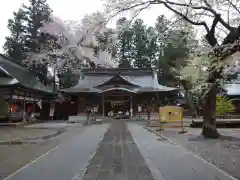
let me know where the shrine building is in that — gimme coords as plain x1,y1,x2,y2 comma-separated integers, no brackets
61,68,177,120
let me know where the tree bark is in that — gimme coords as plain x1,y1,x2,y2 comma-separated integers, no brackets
202,83,220,138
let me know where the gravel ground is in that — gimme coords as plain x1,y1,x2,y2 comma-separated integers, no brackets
150,127,240,179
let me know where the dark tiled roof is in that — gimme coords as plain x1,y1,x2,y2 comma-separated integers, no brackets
0,54,55,94
62,68,177,93
95,75,141,88
82,68,153,76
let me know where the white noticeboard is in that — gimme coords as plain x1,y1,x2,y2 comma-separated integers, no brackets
49,107,55,117
94,106,98,112
138,106,142,112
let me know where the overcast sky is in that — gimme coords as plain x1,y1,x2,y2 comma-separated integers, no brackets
0,0,172,52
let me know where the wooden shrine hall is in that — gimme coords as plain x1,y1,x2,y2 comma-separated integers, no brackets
0,54,57,122
61,68,177,120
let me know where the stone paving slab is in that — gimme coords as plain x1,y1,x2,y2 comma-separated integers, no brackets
82,120,155,180
5,124,109,180
129,123,237,180
0,126,88,179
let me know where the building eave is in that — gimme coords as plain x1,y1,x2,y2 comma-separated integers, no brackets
99,87,137,94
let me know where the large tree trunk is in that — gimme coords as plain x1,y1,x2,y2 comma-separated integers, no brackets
202,83,220,139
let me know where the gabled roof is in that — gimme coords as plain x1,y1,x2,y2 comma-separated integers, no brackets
95,74,141,88
0,66,13,78
0,54,55,94
0,66,19,86
62,68,177,93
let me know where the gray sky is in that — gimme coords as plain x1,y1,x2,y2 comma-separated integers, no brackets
0,0,173,52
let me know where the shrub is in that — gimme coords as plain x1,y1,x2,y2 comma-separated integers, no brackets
216,95,236,116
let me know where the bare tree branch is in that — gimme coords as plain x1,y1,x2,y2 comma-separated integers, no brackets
226,0,240,14
129,3,152,24
160,1,210,32
153,0,233,30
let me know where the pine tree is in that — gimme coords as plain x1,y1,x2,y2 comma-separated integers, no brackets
58,70,79,89
154,15,198,86
116,18,133,68
3,0,54,85
3,8,27,62
132,19,151,68
23,0,53,84
3,0,53,61
23,0,52,53
145,27,158,68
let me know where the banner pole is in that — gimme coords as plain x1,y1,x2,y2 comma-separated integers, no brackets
179,109,187,134
157,107,164,131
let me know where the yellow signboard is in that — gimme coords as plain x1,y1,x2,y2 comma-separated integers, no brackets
158,106,186,133
158,106,183,122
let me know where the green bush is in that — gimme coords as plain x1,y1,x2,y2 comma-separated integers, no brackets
216,95,236,116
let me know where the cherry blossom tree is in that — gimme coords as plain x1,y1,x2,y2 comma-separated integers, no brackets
23,12,118,74
103,0,240,138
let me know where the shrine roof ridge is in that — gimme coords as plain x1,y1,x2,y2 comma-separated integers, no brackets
82,68,154,76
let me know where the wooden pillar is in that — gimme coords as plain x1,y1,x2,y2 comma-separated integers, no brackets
33,96,36,117
102,94,105,117
8,92,13,123
23,92,26,122
156,92,159,111
77,95,81,114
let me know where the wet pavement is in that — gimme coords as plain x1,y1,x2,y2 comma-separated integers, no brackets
82,120,154,180
3,120,238,180
5,124,109,180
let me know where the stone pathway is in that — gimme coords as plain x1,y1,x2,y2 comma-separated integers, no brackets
82,120,155,180
0,125,88,179
5,124,109,180
2,120,237,180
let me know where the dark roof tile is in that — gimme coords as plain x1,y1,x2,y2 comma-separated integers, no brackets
0,54,55,94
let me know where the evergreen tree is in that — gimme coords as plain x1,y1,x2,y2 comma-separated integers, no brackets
23,0,52,53
58,70,79,89
145,27,158,68
3,8,27,62
22,0,53,84
132,19,150,68
116,18,133,68
154,15,198,86
3,0,54,85
3,0,53,60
